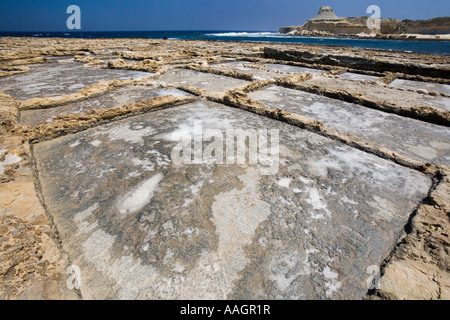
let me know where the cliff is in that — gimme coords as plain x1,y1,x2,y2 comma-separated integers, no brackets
279,16,450,36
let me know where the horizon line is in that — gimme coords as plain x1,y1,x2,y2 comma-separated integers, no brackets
0,29,278,33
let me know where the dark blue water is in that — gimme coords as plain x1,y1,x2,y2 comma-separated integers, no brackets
1,31,449,55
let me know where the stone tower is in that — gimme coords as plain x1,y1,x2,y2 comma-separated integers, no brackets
310,6,343,21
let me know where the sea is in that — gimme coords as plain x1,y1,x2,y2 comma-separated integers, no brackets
1,31,449,55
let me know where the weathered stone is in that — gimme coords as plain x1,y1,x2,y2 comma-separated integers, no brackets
390,79,450,96
249,85,450,165
380,260,444,300
19,86,192,127
1,37,449,300
15,278,79,300
158,68,249,92
33,100,431,299
0,58,149,100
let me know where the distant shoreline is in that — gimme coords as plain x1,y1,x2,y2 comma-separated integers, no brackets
1,31,449,55
278,33,450,42
279,9,450,42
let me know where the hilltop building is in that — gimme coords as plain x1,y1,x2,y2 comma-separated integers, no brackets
310,6,343,21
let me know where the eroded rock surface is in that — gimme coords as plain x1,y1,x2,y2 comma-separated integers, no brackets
0,37,449,300
0,57,149,100
33,101,431,299
20,86,192,127
249,85,450,165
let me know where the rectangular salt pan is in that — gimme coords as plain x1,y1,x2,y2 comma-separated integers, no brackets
249,85,450,165
33,100,431,300
390,79,450,96
0,59,150,100
264,63,325,74
19,87,192,127
158,69,249,92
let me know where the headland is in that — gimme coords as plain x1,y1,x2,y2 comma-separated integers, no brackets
279,6,450,41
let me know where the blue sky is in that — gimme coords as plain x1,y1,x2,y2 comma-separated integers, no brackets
0,0,449,32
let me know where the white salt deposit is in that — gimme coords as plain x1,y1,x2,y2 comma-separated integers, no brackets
323,266,342,297
154,88,190,97
306,187,332,220
101,122,155,144
277,177,292,188
131,157,154,171
69,140,80,148
90,140,102,147
0,151,22,175
117,173,163,215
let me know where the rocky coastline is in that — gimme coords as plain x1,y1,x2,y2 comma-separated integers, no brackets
0,37,449,300
279,7,450,41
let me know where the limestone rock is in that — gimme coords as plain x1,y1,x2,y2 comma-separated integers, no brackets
380,259,450,300
279,7,450,36
15,278,79,300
